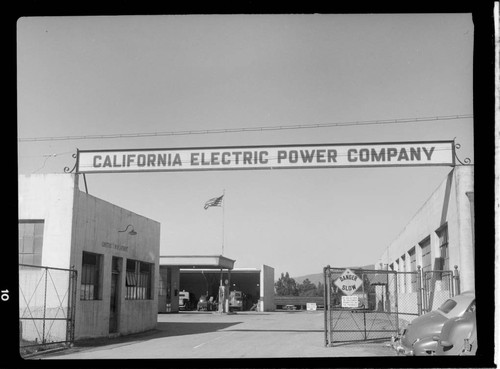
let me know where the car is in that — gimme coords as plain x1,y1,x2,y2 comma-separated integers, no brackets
393,290,475,356
435,306,476,355
229,291,243,311
178,291,190,311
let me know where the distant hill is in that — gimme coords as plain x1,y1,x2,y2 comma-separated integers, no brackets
292,265,376,286
293,273,324,286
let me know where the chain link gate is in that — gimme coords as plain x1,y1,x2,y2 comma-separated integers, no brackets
19,264,77,357
323,266,400,346
323,265,460,346
421,266,460,313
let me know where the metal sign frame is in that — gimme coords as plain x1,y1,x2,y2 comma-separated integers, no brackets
74,140,456,174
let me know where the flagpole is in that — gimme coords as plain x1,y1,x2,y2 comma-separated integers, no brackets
222,189,225,256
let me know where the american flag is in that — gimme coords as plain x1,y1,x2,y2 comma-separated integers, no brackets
204,195,224,210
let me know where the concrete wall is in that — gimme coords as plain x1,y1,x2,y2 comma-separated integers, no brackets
18,175,76,343
158,266,180,313
71,190,160,339
260,264,275,311
377,166,474,294
18,174,75,269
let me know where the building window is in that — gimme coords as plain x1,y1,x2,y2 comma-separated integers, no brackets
81,252,102,300
437,225,449,270
394,259,401,292
126,259,153,300
401,255,407,292
420,237,432,288
18,220,44,266
409,247,417,292
420,237,431,273
437,225,450,290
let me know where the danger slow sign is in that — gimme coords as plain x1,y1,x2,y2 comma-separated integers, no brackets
334,269,363,296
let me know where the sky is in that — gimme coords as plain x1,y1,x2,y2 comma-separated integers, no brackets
17,14,474,278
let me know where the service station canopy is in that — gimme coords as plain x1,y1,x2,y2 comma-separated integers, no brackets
76,140,455,174
159,255,235,270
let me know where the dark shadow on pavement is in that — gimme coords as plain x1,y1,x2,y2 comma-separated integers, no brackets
72,322,242,349
176,311,272,316
154,322,242,337
225,329,324,333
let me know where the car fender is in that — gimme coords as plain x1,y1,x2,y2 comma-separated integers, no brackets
412,336,439,356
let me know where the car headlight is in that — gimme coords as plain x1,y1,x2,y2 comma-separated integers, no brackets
412,338,420,347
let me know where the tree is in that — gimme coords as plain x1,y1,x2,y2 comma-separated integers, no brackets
298,278,317,296
316,281,324,297
275,272,299,296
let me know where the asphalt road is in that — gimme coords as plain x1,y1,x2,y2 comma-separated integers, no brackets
41,310,397,359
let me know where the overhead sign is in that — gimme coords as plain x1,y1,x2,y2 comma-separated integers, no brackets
334,269,363,296
76,140,455,173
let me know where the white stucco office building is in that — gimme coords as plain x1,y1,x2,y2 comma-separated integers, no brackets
19,174,160,341
376,166,474,312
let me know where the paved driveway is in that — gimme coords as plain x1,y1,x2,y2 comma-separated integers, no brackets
43,310,397,359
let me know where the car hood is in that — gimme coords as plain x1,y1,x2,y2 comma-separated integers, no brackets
401,311,448,347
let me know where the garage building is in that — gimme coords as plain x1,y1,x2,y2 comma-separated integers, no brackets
158,256,274,313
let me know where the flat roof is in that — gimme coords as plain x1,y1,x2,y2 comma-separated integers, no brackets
180,268,260,273
159,255,235,269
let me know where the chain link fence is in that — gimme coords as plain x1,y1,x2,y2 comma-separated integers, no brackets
19,264,77,357
323,265,460,346
422,269,457,313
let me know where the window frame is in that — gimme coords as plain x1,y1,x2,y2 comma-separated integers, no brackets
19,220,44,267
409,247,417,292
125,259,153,300
436,224,450,270
420,237,432,273
80,251,103,301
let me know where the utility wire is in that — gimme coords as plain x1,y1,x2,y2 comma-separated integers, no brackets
18,114,473,142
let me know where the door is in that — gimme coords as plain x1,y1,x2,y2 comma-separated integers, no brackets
109,257,121,333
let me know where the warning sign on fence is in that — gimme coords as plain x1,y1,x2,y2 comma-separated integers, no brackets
333,268,362,296
341,295,359,308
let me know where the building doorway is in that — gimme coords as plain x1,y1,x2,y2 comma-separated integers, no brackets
109,256,122,333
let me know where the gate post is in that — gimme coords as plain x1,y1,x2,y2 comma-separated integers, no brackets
363,312,367,340
393,270,399,333
67,266,77,346
416,266,423,315
453,265,460,296
323,266,328,347
325,265,332,347
42,267,48,345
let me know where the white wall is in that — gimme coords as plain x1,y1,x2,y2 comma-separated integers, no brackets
260,264,275,311
18,174,76,269
19,174,77,343
71,190,160,339
377,166,474,293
